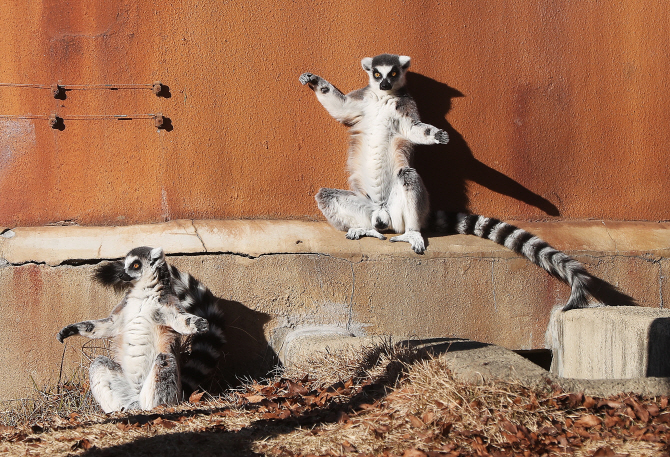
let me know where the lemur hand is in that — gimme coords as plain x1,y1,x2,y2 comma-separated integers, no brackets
435,130,450,144
57,325,78,343
299,72,319,86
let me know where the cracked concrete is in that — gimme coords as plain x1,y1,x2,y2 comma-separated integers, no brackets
1,219,670,400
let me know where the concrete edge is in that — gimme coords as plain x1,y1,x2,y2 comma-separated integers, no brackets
2,219,670,266
280,332,670,397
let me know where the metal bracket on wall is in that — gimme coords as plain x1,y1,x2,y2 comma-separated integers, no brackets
0,113,167,130
0,81,167,98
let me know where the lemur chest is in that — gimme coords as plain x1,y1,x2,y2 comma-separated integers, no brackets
117,294,168,386
360,97,399,139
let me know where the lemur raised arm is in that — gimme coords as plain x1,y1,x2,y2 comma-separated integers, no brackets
300,54,595,311
57,246,226,412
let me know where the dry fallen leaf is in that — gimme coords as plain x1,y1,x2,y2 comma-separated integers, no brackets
407,414,424,428
245,395,265,404
574,415,601,428
71,438,93,451
189,390,205,403
153,417,177,429
403,449,428,457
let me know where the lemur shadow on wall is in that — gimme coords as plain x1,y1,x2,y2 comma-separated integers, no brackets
207,298,278,393
407,72,560,217
408,72,636,308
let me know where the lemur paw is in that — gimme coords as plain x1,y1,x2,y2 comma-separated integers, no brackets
299,72,318,86
57,325,78,343
435,130,450,144
346,228,386,240
390,231,426,254
191,316,209,334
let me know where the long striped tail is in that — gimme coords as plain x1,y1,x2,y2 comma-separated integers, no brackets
436,211,593,311
169,264,227,395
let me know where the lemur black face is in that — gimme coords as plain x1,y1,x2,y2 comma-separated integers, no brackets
362,54,411,92
373,66,401,91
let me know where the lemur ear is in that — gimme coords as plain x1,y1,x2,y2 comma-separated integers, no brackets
399,55,411,70
150,247,165,266
361,57,373,72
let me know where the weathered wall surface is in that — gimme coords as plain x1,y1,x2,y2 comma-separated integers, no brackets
0,220,669,400
0,1,669,226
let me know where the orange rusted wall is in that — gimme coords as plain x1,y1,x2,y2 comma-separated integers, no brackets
0,1,669,226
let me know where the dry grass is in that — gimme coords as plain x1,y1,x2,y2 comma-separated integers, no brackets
1,341,669,456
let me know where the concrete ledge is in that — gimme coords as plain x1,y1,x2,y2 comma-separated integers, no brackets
3,219,670,265
547,306,670,379
2,219,670,400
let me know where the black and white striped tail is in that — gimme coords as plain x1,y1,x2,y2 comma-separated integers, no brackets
169,265,227,395
436,212,593,311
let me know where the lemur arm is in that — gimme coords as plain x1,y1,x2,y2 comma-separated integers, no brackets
396,115,450,145
299,73,364,126
57,316,120,342
57,297,127,343
155,301,209,336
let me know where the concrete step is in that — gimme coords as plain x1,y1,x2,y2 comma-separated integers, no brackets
1,219,669,400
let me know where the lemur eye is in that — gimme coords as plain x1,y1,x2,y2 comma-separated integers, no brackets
374,72,381,79
391,71,397,77
132,262,141,270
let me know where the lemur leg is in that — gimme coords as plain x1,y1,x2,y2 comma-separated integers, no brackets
387,167,430,254
138,353,181,409
315,188,386,240
89,356,139,413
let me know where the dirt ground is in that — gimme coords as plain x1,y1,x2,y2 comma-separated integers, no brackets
1,348,670,457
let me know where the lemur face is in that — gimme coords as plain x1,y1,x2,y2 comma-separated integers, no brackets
122,246,165,282
361,54,411,93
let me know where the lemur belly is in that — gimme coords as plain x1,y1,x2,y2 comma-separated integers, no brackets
117,296,163,391
348,97,403,203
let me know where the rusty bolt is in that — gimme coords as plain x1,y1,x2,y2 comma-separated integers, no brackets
152,81,163,96
154,114,164,129
51,84,63,98
49,114,62,129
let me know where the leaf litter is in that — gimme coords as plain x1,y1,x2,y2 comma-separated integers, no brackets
0,340,669,456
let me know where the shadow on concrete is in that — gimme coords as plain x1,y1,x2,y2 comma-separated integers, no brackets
408,72,560,217
647,318,670,377
588,276,638,308
398,337,489,353
207,298,279,393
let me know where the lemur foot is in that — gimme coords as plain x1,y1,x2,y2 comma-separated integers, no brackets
390,230,426,254
186,316,209,334
346,228,386,241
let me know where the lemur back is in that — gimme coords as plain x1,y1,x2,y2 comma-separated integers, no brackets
300,53,596,311
57,247,226,412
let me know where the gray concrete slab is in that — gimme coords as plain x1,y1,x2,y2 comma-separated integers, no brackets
547,306,670,379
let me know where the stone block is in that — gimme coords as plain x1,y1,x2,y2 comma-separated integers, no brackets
547,306,670,379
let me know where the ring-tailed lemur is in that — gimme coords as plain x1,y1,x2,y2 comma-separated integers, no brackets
57,247,226,412
300,54,594,311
